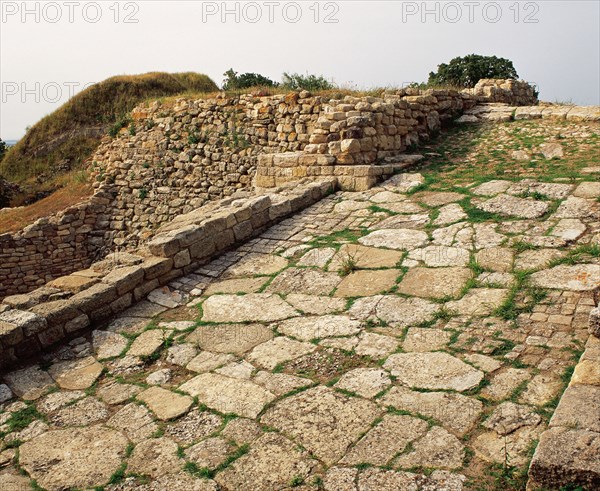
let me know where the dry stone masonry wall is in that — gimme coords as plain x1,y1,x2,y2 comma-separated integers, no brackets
0,179,335,368
0,78,547,300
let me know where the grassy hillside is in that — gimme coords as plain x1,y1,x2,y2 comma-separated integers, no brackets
0,72,218,205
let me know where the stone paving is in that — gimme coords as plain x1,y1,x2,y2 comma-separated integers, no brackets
1,120,599,490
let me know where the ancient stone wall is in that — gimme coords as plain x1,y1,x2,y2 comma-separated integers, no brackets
0,179,335,369
0,79,541,300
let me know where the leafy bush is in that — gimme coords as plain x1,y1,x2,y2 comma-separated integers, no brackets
427,54,518,88
0,139,6,162
281,72,335,91
222,69,277,90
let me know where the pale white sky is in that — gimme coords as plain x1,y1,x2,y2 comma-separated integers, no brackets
1,0,599,140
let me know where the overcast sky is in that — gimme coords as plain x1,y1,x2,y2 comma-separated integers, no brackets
1,0,599,140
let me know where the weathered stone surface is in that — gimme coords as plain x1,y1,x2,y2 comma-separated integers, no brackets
4,366,55,400
354,332,399,358
164,410,223,445
107,402,158,442
398,267,472,299
186,351,235,373
167,343,198,366
550,218,586,242
128,329,169,357
277,315,361,341
334,269,399,297
472,180,512,196
475,194,549,218
395,426,465,470
284,294,346,315
329,244,404,270
92,330,128,359
573,181,600,199
408,245,470,267
530,264,600,291
185,437,232,469
383,172,424,192
590,307,600,339
202,294,298,322
138,386,193,421
220,417,261,445
483,401,542,435
19,426,129,491
518,372,563,406
247,336,316,369
261,386,381,465
515,248,566,271
434,203,468,225
97,382,142,405
0,383,14,403
384,352,484,391
50,397,109,427
357,468,422,491
571,359,600,386
554,196,596,218
297,247,336,268
127,437,183,478
528,427,600,490
266,268,341,295
334,368,391,398
147,287,187,308
464,353,503,373
188,323,273,355
445,288,508,316
402,327,452,352
482,368,531,400
349,295,440,327
179,373,276,418
358,229,429,250
253,371,312,396
0,474,31,491
550,385,600,432
215,433,314,491
0,309,46,336
473,424,543,467
539,142,564,159
340,414,428,465
382,386,483,436
415,191,465,207
222,253,288,278
475,247,514,272
203,277,267,295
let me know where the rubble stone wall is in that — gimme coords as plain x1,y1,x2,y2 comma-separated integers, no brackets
0,179,336,369
0,79,539,300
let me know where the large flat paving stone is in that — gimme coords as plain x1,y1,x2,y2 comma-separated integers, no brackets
261,386,381,465
4,366,55,400
201,294,298,323
530,264,600,291
339,414,428,465
137,386,193,421
475,194,549,218
383,352,484,392
284,294,346,315
265,268,341,295
381,386,483,436
408,245,470,267
215,433,314,491
349,295,440,327
247,336,316,369
222,253,288,278
358,229,429,250
334,269,399,297
397,267,472,299
48,356,103,390
187,323,273,354
179,373,276,418
276,315,361,341
394,426,465,470
329,244,404,270
19,426,129,491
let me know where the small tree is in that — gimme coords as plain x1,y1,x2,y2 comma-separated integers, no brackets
427,54,518,88
0,139,7,162
281,72,335,91
222,69,277,90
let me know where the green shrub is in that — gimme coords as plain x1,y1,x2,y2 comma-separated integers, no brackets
427,54,518,88
281,72,335,91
